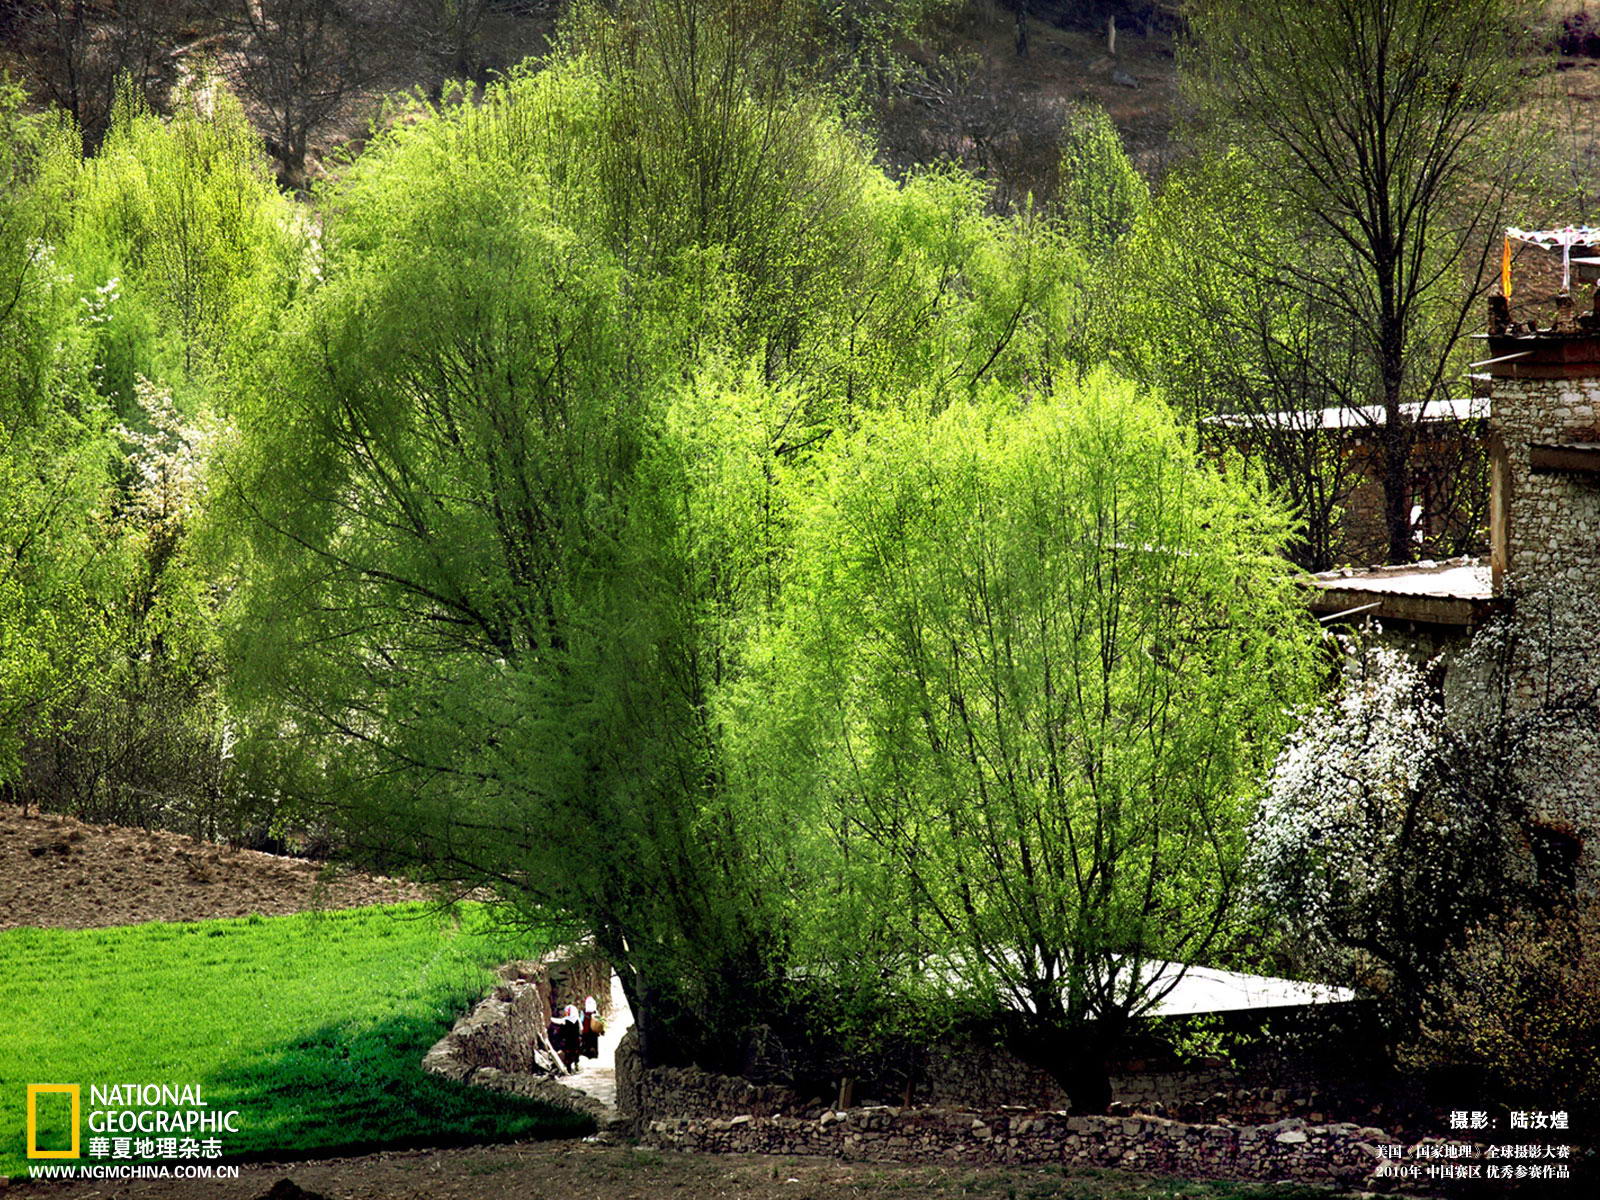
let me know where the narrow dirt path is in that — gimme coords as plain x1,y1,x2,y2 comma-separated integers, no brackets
554,971,632,1115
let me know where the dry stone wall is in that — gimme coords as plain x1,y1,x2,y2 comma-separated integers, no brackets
624,1057,1421,1190
434,977,1452,1189
638,1108,1401,1189
422,955,611,1078
1493,374,1600,592
421,953,616,1124
911,1040,1267,1119
616,1039,1451,1191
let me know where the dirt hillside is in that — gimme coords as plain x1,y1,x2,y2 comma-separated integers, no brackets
0,806,429,931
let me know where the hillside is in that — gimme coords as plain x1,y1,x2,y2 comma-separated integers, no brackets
0,806,429,930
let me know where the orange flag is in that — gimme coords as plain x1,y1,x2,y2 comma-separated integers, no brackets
1501,235,1513,299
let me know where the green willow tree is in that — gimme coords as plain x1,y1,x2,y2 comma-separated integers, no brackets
772,373,1320,1111
64,82,303,411
219,3,1074,1069
7,80,302,835
0,85,116,794
1057,103,1148,264
1113,155,1365,570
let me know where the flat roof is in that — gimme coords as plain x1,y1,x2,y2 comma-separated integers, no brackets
1205,395,1487,432
928,955,1358,1019
1303,557,1500,628
1142,963,1355,1017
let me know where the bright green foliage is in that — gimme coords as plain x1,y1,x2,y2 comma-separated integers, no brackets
774,372,1319,1105
1114,154,1272,424
221,57,807,1064
218,31,1078,1068
1112,154,1364,569
4,79,296,832
1057,104,1148,263
0,904,587,1177
27,374,233,832
0,85,116,788
849,167,1077,406
64,82,301,410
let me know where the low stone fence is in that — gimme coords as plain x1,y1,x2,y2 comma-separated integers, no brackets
617,1042,1456,1192
914,1040,1247,1116
429,978,1487,1191
421,951,615,1123
636,1106,1402,1189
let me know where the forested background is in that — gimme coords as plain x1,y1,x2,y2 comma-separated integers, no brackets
3,0,1596,1118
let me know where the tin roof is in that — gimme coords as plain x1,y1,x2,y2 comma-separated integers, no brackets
1303,557,1500,628
1204,395,1487,432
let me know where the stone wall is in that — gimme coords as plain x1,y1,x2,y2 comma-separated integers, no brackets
1492,374,1600,593
611,1012,1401,1132
420,951,616,1124
618,1043,1422,1191
1488,369,1600,893
1340,431,1489,568
639,1109,1405,1189
438,970,1444,1189
712,1015,1389,1130
422,963,549,1079
911,1041,1304,1121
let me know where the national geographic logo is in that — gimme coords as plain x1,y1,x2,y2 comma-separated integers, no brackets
24,1083,240,1160
26,1084,80,1159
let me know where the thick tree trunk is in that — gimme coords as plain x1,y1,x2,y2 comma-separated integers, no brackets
1005,1014,1118,1115
1382,414,1412,565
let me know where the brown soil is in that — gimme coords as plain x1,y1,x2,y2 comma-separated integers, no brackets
0,806,430,931
2,1139,1350,1200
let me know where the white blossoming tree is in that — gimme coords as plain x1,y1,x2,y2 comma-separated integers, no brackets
1252,643,1506,1014
1253,591,1600,1021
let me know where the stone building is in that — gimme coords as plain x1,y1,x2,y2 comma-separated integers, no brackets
1305,298,1600,898
1205,396,1490,569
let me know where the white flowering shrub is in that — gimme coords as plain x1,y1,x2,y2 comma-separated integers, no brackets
1254,585,1600,1029
1251,640,1543,1019
1253,646,1446,990
118,374,209,535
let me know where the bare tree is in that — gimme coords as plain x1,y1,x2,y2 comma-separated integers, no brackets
15,0,191,147
397,0,492,92
1001,0,1029,57
215,0,388,185
1184,0,1538,564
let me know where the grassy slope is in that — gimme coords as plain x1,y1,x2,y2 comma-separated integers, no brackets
0,903,589,1177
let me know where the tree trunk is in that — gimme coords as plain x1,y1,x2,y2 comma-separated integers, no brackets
1005,1014,1117,1114
1379,302,1413,564
1054,1054,1113,1114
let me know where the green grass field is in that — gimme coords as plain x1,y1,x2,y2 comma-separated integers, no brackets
0,903,590,1177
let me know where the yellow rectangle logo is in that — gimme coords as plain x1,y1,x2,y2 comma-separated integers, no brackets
26,1084,80,1158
